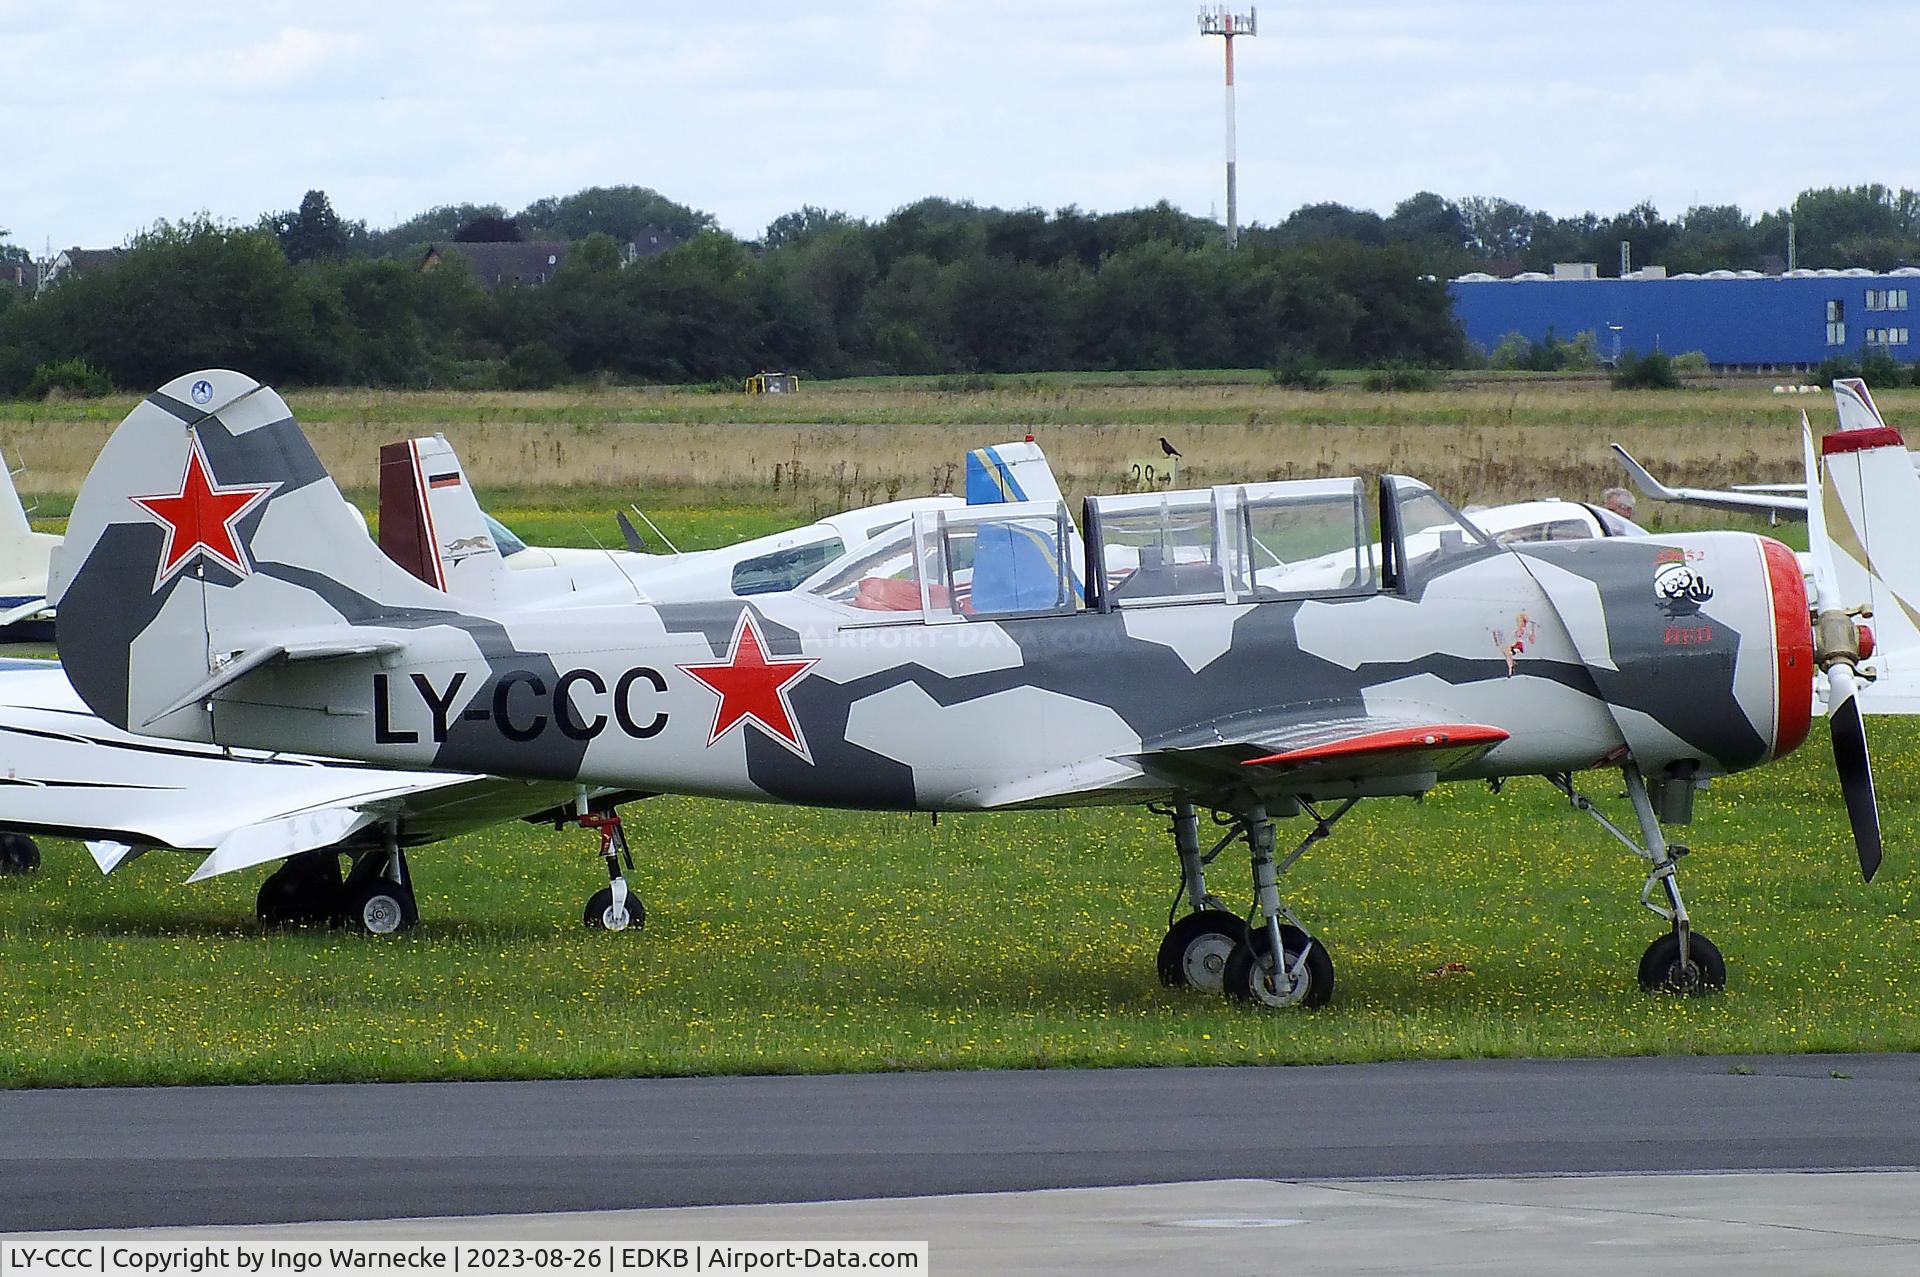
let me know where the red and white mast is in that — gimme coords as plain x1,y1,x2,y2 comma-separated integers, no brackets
1198,6,1257,250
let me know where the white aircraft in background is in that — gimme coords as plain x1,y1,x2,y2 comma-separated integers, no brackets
0,436,1067,928
1608,378,1897,521
0,456,60,637
376,435,1073,608
1610,377,1920,712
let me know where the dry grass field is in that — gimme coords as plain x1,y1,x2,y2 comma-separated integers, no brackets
0,376,1879,519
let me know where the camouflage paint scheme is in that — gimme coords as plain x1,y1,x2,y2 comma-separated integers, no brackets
51,371,1812,820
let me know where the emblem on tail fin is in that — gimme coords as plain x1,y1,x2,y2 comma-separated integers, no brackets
127,435,279,589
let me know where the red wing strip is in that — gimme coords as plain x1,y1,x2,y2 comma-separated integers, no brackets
1242,724,1510,768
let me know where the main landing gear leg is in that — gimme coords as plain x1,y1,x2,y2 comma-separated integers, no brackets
1551,765,1726,995
342,825,419,936
1221,801,1348,1009
1155,800,1245,991
580,806,644,932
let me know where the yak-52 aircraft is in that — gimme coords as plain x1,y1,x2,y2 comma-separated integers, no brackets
48,370,1885,1006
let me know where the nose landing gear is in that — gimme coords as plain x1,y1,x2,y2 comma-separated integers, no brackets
1551,762,1726,995
578,808,644,932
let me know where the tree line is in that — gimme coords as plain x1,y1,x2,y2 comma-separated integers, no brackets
1,183,1916,394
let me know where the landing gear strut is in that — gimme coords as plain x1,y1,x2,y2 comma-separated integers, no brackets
1154,801,1244,992
579,808,644,932
1221,801,1346,1009
1157,797,1346,1008
1552,763,1725,995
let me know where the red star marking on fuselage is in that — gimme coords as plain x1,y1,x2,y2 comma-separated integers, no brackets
128,436,279,588
677,610,820,760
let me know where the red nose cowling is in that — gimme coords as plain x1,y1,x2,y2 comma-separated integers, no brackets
1762,537,1813,760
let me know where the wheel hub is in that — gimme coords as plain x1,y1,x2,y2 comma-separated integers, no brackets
1183,935,1235,991
362,896,402,935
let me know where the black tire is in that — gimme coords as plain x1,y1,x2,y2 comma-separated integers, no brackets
584,886,645,931
1638,931,1726,994
345,878,418,935
256,851,344,927
1223,923,1335,1009
1157,909,1247,991
0,832,41,875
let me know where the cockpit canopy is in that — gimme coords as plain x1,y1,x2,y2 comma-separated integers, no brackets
802,476,1498,622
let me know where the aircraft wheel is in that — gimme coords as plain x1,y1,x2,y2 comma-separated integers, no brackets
0,832,41,875
1638,931,1726,995
1157,909,1247,991
345,878,418,936
1224,924,1334,1009
584,886,645,932
256,851,344,927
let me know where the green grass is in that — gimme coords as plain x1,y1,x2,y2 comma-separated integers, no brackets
5,716,1918,1089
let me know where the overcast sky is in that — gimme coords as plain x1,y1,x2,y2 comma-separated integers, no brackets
5,0,1917,252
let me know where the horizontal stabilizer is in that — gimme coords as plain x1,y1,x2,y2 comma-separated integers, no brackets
187,806,374,882
0,598,51,628
140,637,405,726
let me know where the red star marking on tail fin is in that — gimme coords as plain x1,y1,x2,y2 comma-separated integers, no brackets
128,436,279,589
677,610,819,761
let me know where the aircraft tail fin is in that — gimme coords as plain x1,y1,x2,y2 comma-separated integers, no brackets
967,441,1086,598
51,370,452,738
1818,409,1920,701
378,434,507,600
1832,378,1886,433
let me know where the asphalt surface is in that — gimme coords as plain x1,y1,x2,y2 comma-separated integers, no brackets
5,1053,1920,1232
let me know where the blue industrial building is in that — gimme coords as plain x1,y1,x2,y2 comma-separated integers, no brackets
1448,266,1920,368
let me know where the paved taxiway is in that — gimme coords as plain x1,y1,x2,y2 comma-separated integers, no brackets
6,1053,1920,1234
44,1176,1920,1275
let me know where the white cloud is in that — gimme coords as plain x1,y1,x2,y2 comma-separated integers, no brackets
6,0,1920,251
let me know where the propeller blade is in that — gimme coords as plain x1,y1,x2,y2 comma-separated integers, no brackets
1827,662,1883,882
1804,414,1884,881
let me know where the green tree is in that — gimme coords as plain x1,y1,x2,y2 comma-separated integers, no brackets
267,189,356,263
763,205,857,251
520,186,713,244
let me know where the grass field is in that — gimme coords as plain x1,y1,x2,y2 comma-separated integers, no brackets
0,375,1902,1088
5,721,1916,1089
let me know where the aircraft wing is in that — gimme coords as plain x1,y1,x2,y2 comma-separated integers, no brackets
1609,442,1808,519
0,660,585,881
0,596,51,627
960,709,1510,809
1132,714,1509,798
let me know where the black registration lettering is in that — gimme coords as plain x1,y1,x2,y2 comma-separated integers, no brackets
615,667,668,738
553,669,608,741
493,671,548,742
412,671,468,743
372,674,418,744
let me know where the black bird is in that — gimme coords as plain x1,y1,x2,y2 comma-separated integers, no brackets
1159,436,1182,459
